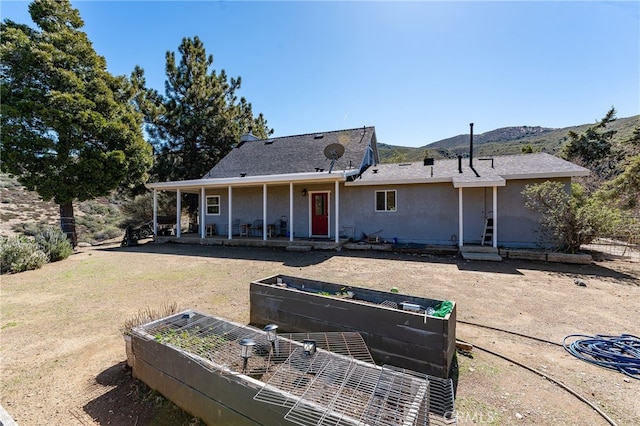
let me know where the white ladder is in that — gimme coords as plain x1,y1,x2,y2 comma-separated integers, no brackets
482,217,493,246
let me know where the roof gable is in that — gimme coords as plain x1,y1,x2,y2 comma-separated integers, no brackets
204,127,377,179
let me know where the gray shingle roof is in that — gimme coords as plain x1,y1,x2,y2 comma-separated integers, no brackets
204,127,376,178
349,153,589,186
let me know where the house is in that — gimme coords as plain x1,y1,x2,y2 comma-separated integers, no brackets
145,126,589,251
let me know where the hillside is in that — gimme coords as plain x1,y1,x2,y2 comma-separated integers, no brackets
0,174,125,243
377,115,640,162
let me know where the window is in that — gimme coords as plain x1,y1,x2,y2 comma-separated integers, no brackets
375,190,396,212
206,195,220,215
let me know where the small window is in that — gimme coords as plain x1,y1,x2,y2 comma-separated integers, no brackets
375,190,396,212
206,195,221,215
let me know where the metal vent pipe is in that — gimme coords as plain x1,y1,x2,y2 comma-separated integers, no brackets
469,122,474,168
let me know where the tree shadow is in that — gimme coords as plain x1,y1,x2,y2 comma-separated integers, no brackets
81,362,199,426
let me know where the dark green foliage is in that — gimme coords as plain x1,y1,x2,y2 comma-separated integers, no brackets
0,0,153,245
35,226,73,262
522,181,621,253
521,144,534,154
120,192,177,228
133,36,272,188
0,236,49,274
595,154,640,211
562,107,616,163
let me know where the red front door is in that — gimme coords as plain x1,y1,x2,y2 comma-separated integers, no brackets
311,192,329,237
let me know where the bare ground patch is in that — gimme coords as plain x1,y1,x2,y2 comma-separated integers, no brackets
1,242,639,425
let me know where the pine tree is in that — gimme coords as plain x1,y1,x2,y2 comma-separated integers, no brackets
134,36,272,185
1,0,153,246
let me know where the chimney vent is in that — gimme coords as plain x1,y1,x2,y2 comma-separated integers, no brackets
458,155,463,173
423,158,434,166
240,133,259,143
469,123,474,168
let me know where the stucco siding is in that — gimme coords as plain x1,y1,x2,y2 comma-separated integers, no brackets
340,183,459,245
496,178,571,248
201,177,573,248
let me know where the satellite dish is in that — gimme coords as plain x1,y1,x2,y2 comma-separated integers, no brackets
323,143,345,173
324,143,345,160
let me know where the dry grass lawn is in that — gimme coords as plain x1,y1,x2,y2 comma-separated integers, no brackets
1,241,639,425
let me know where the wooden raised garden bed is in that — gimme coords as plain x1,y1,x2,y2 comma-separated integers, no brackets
130,310,448,425
250,274,457,379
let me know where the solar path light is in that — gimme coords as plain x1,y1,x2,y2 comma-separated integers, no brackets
302,339,316,356
263,324,278,353
239,338,256,372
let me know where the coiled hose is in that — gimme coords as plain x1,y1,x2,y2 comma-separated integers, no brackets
563,334,640,380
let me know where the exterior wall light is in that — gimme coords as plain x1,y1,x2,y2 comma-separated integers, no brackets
302,188,307,196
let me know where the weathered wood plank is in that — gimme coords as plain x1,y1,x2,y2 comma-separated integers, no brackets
249,276,457,378
132,335,292,425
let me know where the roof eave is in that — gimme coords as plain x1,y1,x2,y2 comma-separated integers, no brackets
502,170,591,180
345,178,452,186
146,170,359,191
452,179,507,188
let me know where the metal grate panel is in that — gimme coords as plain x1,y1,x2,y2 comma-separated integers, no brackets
134,310,457,425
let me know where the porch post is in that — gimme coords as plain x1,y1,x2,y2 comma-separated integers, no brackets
200,187,206,239
289,182,294,242
263,184,267,240
493,186,498,248
228,185,232,240
153,189,158,236
458,187,463,248
176,189,181,238
334,180,340,243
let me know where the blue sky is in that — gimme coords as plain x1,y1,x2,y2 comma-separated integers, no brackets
2,1,639,147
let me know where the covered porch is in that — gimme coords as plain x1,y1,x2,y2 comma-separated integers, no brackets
146,169,358,247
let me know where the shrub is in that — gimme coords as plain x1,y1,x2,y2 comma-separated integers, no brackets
522,181,621,253
0,236,49,274
11,221,50,237
121,192,177,228
35,226,73,262
91,226,123,242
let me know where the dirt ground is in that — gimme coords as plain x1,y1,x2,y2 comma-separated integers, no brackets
1,241,639,425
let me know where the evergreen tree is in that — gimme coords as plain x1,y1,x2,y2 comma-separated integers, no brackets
134,36,272,187
562,107,617,164
1,0,152,246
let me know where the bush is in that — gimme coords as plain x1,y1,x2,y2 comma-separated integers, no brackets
522,181,621,253
0,236,49,274
35,227,73,262
121,192,177,228
91,226,123,242
11,221,51,237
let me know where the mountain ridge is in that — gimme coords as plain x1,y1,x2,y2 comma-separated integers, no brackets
377,115,639,162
